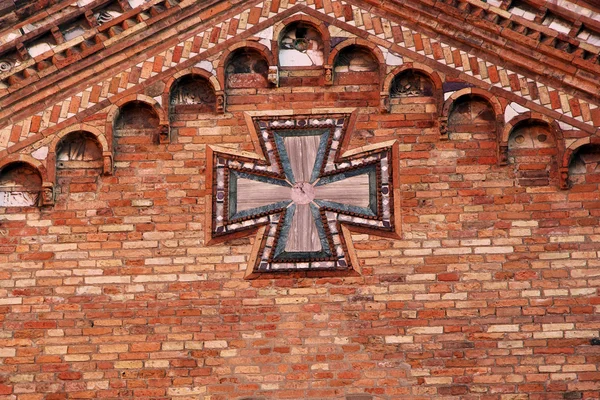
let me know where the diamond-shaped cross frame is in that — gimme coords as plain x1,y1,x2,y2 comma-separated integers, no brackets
206,111,400,278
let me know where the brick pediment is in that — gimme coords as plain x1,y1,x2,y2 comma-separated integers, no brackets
0,0,599,157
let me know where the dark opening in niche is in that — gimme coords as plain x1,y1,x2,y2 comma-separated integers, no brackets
170,75,216,113
0,162,42,207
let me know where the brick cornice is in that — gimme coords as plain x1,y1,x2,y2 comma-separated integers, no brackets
358,0,600,106
0,0,244,124
1,0,599,156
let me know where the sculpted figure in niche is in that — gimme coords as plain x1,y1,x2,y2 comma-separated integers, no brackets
390,70,434,97
0,162,42,207
56,132,103,169
170,75,216,111
279,23,324,67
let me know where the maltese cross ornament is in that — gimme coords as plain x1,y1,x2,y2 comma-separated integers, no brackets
206,113,400,277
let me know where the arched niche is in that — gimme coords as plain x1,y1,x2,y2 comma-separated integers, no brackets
568,144,600,187
381,65,442,114
55,131,104,170
447,94,497,137
0,162,43,207
114,100,161,139
278,21,325,67
169,74,217,113
225,48,270,89
390,69,435,98
332,45,380,85
507,120,558,187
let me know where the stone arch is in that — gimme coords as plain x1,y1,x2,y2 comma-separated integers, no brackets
164,67,224,114
274,15,329,67
502,114,563,187
48,124,112,182
440,88,502,140
381,63,443,113
327,38,384,86
217,42,275,90
107,94,169,144
0,155,52,206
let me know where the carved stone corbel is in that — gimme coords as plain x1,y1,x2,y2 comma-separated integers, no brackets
268,66,279,87
380,92,390,113
324,65,333,86
439,116,448,140
103,153,113,176
216,91,225,114
559,167,569,190
159,124,170,144
41,183,54,206
498,144,509,166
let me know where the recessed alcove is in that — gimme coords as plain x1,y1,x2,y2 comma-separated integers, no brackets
114,101,161,138
568,144,600,187
225,48,270,89
278,22,325,67
387,69,438,114
56,131,103,170
0,162,43,207
447,95,496,137
333,45,379,85
507,120,557,186
170,74,217,114
390,70,434,98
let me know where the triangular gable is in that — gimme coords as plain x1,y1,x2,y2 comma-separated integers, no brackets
1,0,599,155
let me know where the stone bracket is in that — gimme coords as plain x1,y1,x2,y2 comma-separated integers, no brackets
268,66,279,87
41,183,54,206
559,167,569,190
159,124,170,144
103,153,113,176
439,116,448,140
216,91,225,114
498,144,509,166
324,65,333,86
380,92,390,113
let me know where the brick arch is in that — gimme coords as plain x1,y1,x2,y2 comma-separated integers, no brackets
499,113,564,166
163,67,223,114
0,154,48,182
501,113,563,144
163,67,221,104
327,38,385,67
216,41,275,89
273,14,330,66
49,124,109,156
382,63,443,112
560,136,600,189
47,124,112,182
105,94,168,144
383,63,442,94
562,136,600,169
327,38,385,88
0,154,53,205
441,88,503,119
439,88,503,140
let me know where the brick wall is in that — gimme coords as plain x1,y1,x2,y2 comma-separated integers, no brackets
1,72,599,399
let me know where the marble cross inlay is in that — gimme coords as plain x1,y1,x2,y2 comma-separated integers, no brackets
209,114,398,275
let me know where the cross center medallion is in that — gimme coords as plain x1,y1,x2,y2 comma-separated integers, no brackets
290,182,314,204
